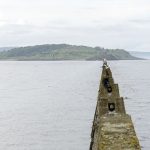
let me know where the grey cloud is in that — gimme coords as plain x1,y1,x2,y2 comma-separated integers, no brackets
0,21,149,51
130,19,150,24
0,0,150,51
0,24,36,35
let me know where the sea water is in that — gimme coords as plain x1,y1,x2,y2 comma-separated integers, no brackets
0,61,149,150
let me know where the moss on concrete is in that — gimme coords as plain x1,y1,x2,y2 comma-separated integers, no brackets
98,114,141,150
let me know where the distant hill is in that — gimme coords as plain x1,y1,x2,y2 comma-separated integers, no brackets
130,51,150,59
0,47,15,52
0,44,140,60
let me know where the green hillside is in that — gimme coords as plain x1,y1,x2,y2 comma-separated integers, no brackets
0,44,140,60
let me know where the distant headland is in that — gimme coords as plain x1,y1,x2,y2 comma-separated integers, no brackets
0,44,141,61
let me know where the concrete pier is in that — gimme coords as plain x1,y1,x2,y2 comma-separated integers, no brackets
90,61,141,150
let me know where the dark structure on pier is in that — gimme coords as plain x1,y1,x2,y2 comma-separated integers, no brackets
90,61,141,150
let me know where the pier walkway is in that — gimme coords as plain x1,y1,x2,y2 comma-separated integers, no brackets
90,61,141,150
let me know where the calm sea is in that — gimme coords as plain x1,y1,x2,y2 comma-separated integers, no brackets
0,61,149,150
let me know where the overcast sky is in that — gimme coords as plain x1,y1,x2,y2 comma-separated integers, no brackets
0,0,150,51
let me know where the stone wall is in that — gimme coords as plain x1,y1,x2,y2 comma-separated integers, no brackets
90,62,141,150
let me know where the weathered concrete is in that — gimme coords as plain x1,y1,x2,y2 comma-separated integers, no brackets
90,61,141,150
